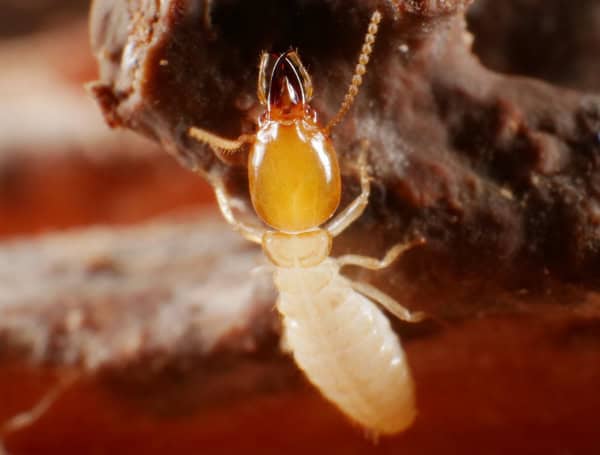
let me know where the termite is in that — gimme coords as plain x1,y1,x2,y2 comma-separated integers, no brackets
189,10,425,435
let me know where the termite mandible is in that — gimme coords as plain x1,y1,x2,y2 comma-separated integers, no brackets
189,9,425,435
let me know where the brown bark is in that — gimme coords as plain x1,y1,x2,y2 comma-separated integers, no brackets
90,0,600,286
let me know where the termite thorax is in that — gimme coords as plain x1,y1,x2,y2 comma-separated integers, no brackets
262,229,332,268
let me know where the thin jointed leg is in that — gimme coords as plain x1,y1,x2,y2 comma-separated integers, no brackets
188,126,263,242
349,279,425,323
189,126,254,161
326,144,371,237
336,237,425,270
338,238,426,322
212,178,264,244
1,373,78,447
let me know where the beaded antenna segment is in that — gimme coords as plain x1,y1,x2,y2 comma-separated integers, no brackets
326,10,382,133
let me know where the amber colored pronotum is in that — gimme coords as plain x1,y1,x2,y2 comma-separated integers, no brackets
189,10,425,435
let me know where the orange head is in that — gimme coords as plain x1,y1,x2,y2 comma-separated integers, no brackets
249,51,341,233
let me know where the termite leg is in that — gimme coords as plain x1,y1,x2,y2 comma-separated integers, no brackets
188,127,263,242
336,237,425,270
1,373,78,448
348,279,425,323
326,142,370,237
338,238,426,322
188,126,254,162
278,301,293,354
211,177,264,244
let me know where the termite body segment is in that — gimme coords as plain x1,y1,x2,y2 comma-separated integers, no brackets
268,231,419,435
189,10,423,435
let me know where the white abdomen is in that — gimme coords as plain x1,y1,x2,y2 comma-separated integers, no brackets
275,261,416,435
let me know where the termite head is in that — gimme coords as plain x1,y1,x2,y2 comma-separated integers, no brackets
257,51,314,122
250,51,339,233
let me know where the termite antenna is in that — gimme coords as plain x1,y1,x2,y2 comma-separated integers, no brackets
325,10,382,134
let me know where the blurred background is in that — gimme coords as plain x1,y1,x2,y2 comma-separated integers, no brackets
0,0,214,240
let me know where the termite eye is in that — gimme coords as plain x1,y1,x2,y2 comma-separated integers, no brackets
267,54,306,119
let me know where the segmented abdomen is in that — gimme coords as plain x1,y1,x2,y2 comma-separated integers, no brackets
277,273,416,435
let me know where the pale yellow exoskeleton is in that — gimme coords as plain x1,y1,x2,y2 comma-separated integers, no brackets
189,10,425,435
